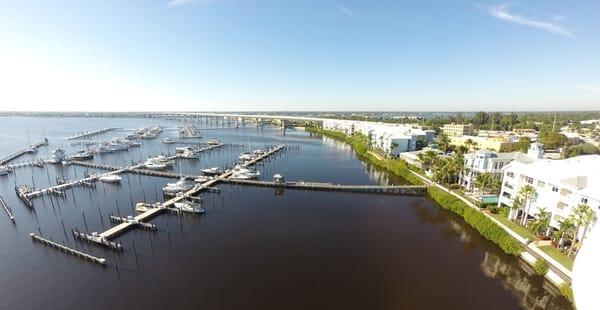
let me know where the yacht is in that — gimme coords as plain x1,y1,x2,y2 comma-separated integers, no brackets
176,146,194,154
238,153,256,161
173,201,205,214
97,144,114,154
179,150,199,159
163,138,175,144
125,141,141,148
207,139,221,146
47,149,66,164
0,166,11,176
135,202,163,212
144,162,167,170
25,146,37,154
99,175,122,183
201,167,222,176
162,178,195,195
229,165,260,180
125,134,138,140
194,176,210,183
69,150,94,161
145,155,175,167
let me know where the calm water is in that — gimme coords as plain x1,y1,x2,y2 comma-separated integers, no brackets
0,117,571,309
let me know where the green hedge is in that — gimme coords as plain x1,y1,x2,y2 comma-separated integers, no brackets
533,259,549,275
307,126,522,256
427,187,522,255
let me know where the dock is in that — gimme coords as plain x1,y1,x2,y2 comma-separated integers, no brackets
30,233,106,265
0,138,48,166
68,128,117,140
0,194,15,222
222,179,428,195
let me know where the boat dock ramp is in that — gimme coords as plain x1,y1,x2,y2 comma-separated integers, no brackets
30,233,106,265
0,138,48,166
223,179,427,195
67,128,117,140
0,194,15,222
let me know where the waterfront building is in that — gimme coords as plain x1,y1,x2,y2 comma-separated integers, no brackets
442,123,474,137
459,149,534,192
497,152,600,235
449,135,514,152
322,119,434,155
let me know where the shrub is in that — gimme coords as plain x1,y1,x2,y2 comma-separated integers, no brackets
559,283,574,303
533,259,549,276
489,206,501,214
448,184,462,190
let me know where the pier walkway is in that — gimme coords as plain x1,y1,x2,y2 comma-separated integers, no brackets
0,138,48,166
68,128,117,140
222,179,427,195
30,233,106,265
0,194,15,222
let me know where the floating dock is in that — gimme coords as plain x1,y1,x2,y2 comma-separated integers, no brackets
68,128,117,140
0,194,15,222
30,233,106,265
222,179,428,195
0,138,48,166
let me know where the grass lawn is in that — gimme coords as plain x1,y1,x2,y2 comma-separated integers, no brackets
489,213,536,240
539,245,574,271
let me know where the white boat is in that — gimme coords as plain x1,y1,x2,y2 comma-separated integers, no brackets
163,138,175,144
135,202,163,212
201,167,222,176
144,162,167,170
99,175,122,183
230,165,260,180
162,178,195,195
173,201,205,214
179,150,199,159
125,134,138,140
176,146,194,154
47,149,66,164
0,166,11,176
194,176,210,183
207,139,221,146
238,153,256,161
145,155,175,167
25,146,37,154
69,150,94,161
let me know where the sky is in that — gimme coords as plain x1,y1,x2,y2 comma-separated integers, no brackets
0,0,599,112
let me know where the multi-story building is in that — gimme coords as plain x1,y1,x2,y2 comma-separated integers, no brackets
449,135,514,152
498,147,600,236
442,123,474,137
322,119,435,155
459,149,534,192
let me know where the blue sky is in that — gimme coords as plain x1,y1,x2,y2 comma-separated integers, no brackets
0,0,599,111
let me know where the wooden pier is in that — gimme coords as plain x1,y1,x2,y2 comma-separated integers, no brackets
222,179,428,195
30,233,106,265
67,128,117,140
0,138,48,166
0,194,15,222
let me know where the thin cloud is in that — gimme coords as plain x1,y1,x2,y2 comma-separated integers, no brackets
573,85,600,93
481,4,574,38
166,0,193,7
336,2,354,16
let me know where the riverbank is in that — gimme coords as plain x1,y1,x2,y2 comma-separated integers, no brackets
306,126,574,301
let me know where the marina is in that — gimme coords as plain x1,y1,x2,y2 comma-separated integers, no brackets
30,233,106,265
0,194,15,222
67,128,117,140
0,138,48,166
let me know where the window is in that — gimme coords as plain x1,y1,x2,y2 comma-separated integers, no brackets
526,176,533,184
507,171,514,178
581,197,589,204
551,186,559,192
537,181,545,188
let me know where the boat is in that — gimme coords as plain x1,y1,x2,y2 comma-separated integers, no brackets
126,141,141,147
179,150,199,159
176,146,194,154
229,165,260,180
201,167,222,176
194,176,210,183
173,201,205,214
144,162,167,170
135,202,163,212
99,175,122,183
145,155,175,167
25,146,37,154
46,149,66,164
125,134,139,140
238,153,256,161
163,138,175,144
69,150,94,161
162,178,195,195
0,166,11,176
207,139,221,146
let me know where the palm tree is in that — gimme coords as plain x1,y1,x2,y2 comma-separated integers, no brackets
568,204,595,254
417,150,438,173
552,218,575,249
437,133,450,152
518,185,537,226
474,172,494,195
528,207,551,237
465,138,474,151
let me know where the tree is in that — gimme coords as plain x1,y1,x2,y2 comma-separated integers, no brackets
551,218,575,249
568,204,595,254
517,185,537,226
514,137,531,153
474,172,494,195
417,150,438,173
437,133,450,152
528,207,550,237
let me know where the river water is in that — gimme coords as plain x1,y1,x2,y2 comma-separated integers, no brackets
0,117,571,309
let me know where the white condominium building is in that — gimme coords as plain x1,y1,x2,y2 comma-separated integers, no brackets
498,153,600,233
459,149,534,192
442,123,474,137
322,119,435,155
